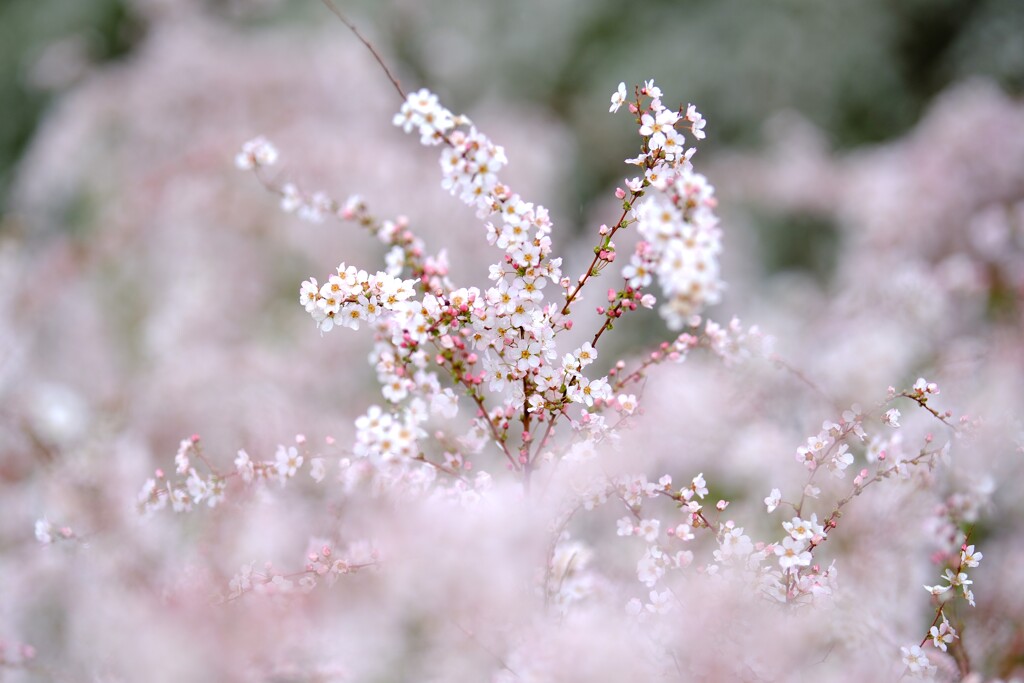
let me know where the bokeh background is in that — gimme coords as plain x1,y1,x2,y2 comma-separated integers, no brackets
2,0,1023,680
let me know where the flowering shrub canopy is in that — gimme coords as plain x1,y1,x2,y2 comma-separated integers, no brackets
5,7,1022,682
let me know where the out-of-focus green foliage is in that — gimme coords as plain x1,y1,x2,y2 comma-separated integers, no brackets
0,0,143,215
4,0,1023,235
364,0,1023,212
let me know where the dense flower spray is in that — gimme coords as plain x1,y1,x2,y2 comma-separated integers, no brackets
219,78,732,494
138,70,987,678
7,4,1020,678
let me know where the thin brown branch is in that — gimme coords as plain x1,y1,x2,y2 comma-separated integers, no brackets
320,0,406,101
898,391,954,427
451,620,520,679
770,353,839,410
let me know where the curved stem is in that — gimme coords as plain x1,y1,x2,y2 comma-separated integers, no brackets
320,0,407,101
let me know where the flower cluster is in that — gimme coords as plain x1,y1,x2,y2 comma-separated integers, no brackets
193,80,993,679
624,167,722,328
137,435,320,515
298,264,418,333
11,7,1021,678
225,540,379,602
903,538,984,678
233,79,717,488
613,473,701,590
233,135,278,170
793,408,863,478
614,82,722,328
392,88,462,146
33,518,76,545
594,380,968,619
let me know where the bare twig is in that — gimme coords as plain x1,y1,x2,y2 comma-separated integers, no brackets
451,620,520,679
770,353,839,410
319,0,407,101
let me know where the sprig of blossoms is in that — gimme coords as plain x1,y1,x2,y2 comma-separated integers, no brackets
234,140,453,294
611,83,722,329
34,518,77,545
234,136,278,170
605,380,968,611
234,81,723,490
298,264,418,333
903,533,981,678
137,435,319,515
224,540,379,602
271,80,718,483
224,77,992,679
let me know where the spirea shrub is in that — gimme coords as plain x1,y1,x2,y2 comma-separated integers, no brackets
19,14,1022,683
